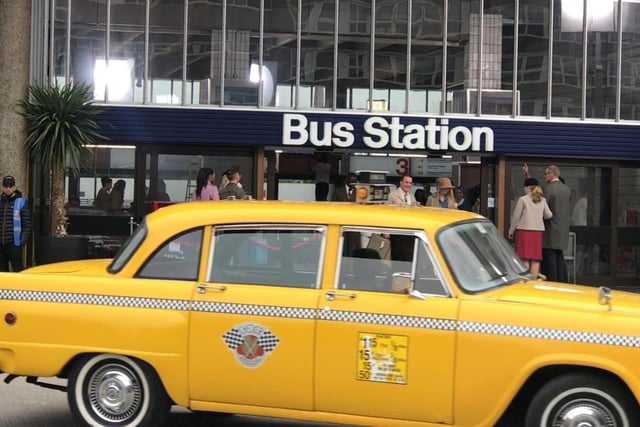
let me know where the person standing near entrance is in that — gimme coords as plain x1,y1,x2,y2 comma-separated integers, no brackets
312,153,332,201
192,167,220,201
0,176,32,272
524,164,571,282
94,176,112,210
425,177,457,209
508,178,553,277
220,168,246,200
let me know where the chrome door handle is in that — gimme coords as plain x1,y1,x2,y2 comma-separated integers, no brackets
325,291,356,301
197,284,227,294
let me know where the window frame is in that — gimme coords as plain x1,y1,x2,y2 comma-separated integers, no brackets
206,224,327,289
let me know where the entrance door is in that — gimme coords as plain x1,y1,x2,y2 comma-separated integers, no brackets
188,225,325,410
314,227,457,424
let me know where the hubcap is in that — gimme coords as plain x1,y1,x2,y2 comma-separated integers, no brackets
554,401,615,427
88,364,142,422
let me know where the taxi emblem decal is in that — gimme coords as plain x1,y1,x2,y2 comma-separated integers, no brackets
222,322,280,368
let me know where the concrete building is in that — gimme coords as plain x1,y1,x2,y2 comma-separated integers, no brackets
1,0,639,287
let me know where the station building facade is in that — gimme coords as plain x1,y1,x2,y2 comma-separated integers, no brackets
18,0,640,287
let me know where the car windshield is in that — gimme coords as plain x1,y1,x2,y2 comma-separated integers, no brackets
437,220,531,293
107,221,148,273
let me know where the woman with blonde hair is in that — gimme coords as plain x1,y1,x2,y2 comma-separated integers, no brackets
508,178,553,276
425,177,457,209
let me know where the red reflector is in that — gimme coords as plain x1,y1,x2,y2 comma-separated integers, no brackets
4,312,16,325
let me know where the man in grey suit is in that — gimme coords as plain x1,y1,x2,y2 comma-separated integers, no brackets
525,164,571,282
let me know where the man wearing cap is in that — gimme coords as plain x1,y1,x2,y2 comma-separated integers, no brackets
0,176,32,272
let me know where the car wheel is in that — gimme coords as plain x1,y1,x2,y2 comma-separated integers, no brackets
68,354,170,427
525,373,639,427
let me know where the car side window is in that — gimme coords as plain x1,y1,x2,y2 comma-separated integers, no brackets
208,226,324,288
136,228,203,281
337,228,446,296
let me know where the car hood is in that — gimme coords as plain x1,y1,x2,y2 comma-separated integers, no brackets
492,280,640,315
22,259,113,276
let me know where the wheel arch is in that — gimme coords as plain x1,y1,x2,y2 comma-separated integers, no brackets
60,352,178,406
495,364,640,426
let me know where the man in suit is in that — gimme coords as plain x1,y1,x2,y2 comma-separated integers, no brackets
386,174,416,261
387,174,417,206
332,173,357,202
524,164,571,282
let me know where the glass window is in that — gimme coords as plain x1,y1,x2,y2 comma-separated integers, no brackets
617,167,640,278
146,154,253,210
337,0,371,109
263,0,297,108
188,0,223,105
552,1,583,118
70,0,107,89
446,0,480,114
224,1,260,106
106,1,145,104
137,228,203,280
409,0,444,114
373,0,408,113
300,0,335,109
586,4,617,119
336,227,446,296
209,227,325,288
439,220,530,293
620,1,640,121
149,0,184,105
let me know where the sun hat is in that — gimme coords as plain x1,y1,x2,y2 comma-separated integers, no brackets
436,177,455,190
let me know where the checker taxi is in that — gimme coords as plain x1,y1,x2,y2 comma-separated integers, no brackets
1,201,640,427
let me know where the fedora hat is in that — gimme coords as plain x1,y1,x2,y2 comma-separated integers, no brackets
436,177,455,190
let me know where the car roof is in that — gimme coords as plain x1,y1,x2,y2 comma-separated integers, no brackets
145,200,482,233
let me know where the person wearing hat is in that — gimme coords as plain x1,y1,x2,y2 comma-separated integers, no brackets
425,177,457,209
508,177,553,277
0,175,32,272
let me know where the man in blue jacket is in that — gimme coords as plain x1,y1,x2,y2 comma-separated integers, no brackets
0,176,32,272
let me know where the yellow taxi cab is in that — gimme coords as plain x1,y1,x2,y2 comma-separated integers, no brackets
1,200,640,427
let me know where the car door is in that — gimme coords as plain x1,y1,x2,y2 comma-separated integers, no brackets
315,227,458,424
188,225,325,411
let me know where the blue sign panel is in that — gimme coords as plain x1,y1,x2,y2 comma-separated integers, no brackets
98,106,640,159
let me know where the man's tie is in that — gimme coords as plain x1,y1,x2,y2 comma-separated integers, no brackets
404,193,408,204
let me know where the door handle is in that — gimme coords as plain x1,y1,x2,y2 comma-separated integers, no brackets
325,291,356,301
197,284,227,294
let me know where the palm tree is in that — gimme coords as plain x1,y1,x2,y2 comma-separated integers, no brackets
19,82,105,236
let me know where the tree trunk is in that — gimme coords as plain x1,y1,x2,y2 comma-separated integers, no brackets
50,165,66,236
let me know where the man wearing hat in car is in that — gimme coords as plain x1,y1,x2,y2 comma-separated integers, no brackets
0,175,31,272
425,176,458,209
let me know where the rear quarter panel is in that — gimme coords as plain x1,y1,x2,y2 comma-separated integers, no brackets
0,272,193,405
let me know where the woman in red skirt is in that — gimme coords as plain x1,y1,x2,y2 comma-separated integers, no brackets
508,178,553,276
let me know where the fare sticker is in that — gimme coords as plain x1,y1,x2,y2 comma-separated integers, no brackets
357,333,408,384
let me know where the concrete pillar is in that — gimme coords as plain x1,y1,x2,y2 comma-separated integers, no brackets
0,0,31,194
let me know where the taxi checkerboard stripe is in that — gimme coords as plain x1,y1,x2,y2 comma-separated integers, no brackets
2,289,640,348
